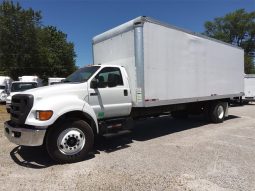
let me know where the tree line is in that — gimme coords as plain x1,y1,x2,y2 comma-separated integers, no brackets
0,1,77,81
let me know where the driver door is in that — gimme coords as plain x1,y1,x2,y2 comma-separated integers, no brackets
88,67,132,119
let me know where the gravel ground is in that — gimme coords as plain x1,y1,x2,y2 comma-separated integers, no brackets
0,103,255,191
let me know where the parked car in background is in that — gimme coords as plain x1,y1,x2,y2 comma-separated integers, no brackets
0,76,12,103
6,76,42,112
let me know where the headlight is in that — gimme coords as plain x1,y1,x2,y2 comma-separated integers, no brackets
36,110,53,121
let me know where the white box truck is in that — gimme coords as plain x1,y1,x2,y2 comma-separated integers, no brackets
18,76,43,85
6,76,42,112
243,74,255,102
0,76,12,103
4,17,244,163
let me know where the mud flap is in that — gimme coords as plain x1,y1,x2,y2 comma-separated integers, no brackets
224,102,229,118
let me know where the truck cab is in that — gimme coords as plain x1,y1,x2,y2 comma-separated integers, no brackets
4,65,132,163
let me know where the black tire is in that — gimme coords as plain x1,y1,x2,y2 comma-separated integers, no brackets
208,102,227,123
171,110,188,119
46,119,94,163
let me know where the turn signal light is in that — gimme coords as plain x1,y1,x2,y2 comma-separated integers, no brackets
36,110,53,121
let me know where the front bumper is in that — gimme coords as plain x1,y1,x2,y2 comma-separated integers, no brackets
4,121,47,146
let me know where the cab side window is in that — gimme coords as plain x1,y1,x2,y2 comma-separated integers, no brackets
96,67,123,88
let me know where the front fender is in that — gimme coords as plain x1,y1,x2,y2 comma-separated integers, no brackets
25,95,98,131
82,101,99,133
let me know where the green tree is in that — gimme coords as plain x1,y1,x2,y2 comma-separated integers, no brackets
0,1,76,80
0,1,41,78
203,9,255,74
37,26,77,80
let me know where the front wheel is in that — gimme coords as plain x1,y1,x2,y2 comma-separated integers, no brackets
46,120,94,163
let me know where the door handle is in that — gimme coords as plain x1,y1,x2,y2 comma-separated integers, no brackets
124,89,128,96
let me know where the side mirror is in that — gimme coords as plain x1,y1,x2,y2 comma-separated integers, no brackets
90,78,98,89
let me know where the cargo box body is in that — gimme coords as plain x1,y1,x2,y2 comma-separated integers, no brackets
93,16,244,107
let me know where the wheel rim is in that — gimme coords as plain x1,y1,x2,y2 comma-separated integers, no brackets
217,105,224,119
57,128,86,155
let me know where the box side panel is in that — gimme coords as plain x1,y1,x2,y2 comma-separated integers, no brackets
244,77,255,97
93,30,138,104
143,22,244,104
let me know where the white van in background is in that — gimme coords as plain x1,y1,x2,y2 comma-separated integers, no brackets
19,76,43,86
6,76,42,112
243,74,255,103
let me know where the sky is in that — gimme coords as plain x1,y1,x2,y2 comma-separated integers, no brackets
11,0,255,67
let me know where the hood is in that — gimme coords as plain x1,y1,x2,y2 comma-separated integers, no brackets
19,83,88,99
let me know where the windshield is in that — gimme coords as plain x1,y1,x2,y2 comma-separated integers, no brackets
0,85,5,90
64,66,100,83
11,82,37,92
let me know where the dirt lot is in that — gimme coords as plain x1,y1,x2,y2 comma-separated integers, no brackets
0,104,255,191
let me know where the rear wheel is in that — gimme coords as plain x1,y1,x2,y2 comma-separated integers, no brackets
208,102,227,123
46,120,94,163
